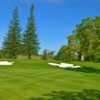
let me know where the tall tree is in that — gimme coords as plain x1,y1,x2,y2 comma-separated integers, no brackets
70,16,100,62
92,16,100,62
74,17,94,61
23,4,40,59
3,6,21,59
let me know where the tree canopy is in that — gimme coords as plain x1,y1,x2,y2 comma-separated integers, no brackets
56,17,100,62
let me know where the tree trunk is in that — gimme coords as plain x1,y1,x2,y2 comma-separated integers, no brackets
14,56,16,59
81,54,84,62
13,50,16,59
28,54,31,59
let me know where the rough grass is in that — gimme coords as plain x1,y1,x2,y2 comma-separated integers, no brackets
0,60,100,100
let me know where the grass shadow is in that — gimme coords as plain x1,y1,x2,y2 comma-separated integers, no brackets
29,89,100,100
66,66,100,74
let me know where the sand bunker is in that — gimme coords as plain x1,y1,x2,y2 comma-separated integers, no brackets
48,63,80,68
0,61,14,65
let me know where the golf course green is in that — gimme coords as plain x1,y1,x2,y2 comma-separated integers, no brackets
0,60,100,100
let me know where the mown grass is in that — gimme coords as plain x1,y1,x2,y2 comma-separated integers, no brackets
0,60,100,100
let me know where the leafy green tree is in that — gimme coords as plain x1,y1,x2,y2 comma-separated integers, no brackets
56,16,100,62
42,49,54,60
69,16,100,62
74,17,94,61
55,45,77,62
92,16,100,62
23,4,40,59
3,6,21,59
67,34,79,53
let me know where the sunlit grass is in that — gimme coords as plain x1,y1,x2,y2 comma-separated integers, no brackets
0,60,100,100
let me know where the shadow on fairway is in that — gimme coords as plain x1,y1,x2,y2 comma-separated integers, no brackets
66,66,100,74
29,89,100,100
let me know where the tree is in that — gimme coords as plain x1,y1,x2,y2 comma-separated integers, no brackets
42,49,54,60
0,49,3,58
92,16,100,62
73,17,94,61
48,51,55,59
42,49,48,60
55,45,77,62
3,6,21,59
55,35,78,62
23,4,40,59
67,34,78,53
69,16,100,62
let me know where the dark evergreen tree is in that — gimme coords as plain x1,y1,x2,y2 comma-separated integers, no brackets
3,6,21,59
23,4,40,59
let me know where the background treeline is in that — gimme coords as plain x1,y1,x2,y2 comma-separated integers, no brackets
0,4,100,62
55,17,100,62
0,4,40,59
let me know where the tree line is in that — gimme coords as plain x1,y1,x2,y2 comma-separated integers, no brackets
0,4,100,62
1,4,40,59
55,17,100,62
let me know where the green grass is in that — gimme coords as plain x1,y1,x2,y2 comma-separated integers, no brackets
0,60,100,100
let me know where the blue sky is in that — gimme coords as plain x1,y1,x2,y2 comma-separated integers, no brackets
0,0,100,54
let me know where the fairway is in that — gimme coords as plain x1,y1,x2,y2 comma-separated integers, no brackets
0,60,100,100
